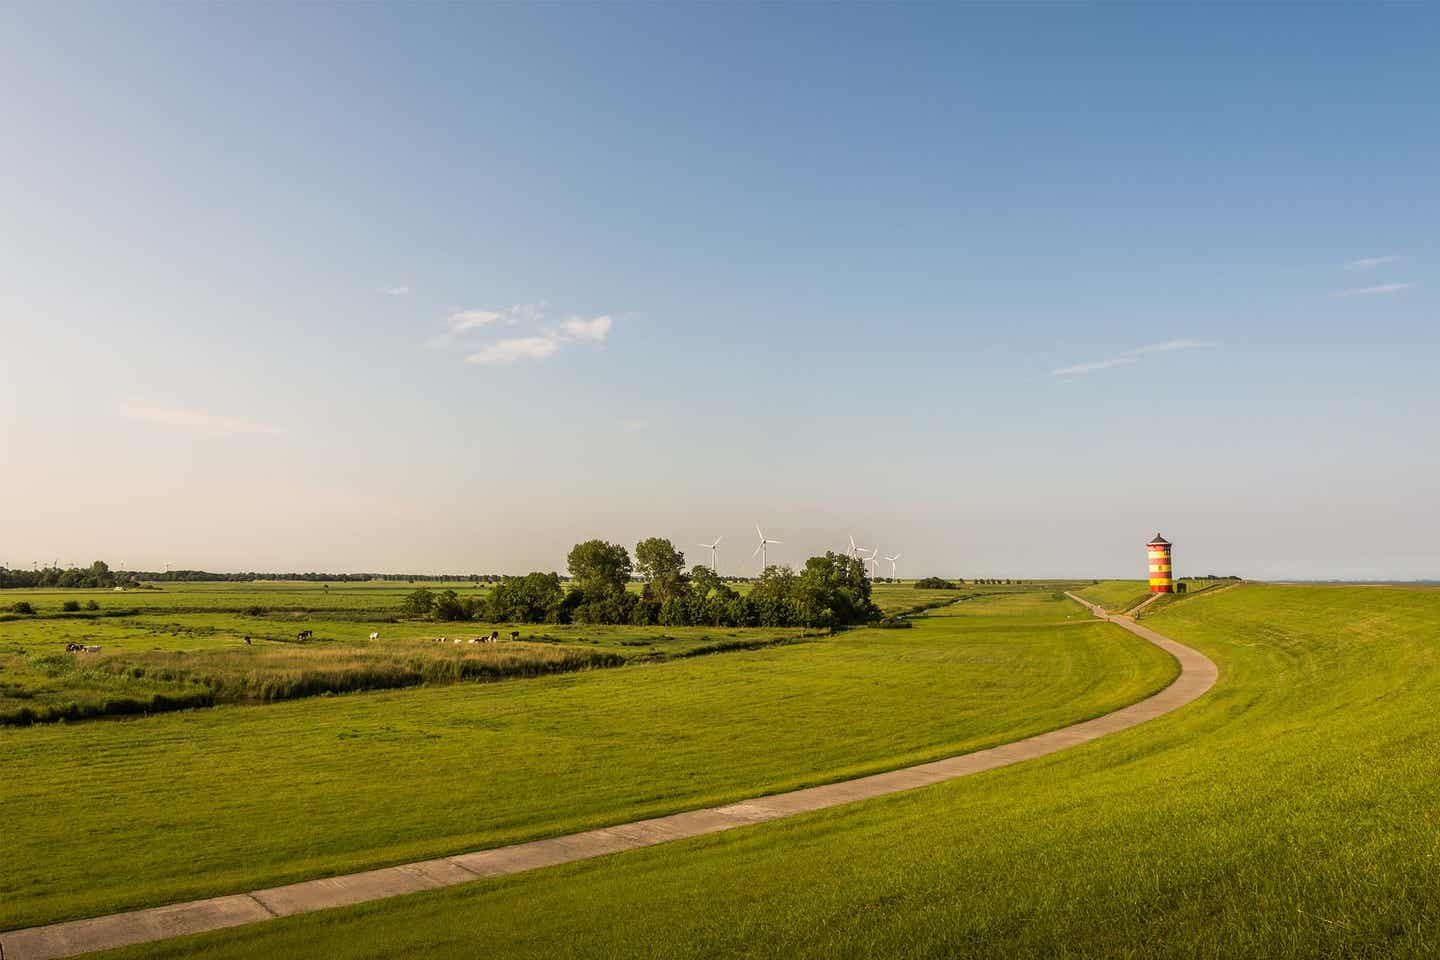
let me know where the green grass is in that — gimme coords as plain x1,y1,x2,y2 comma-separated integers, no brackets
102,582,1440,960
0,586,1175,931
0,604,806,724
1075,579,1153,613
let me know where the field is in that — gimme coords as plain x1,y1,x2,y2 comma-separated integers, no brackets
0,582,1177,935
90,581,1440,960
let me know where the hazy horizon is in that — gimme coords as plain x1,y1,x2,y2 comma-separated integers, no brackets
4,4,1437,581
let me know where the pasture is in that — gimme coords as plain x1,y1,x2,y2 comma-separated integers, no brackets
96,582,1440,960
0,583,1176,933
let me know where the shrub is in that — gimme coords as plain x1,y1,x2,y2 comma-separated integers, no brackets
915,577,958,590
86,599,99,611
9,601,35,615
61,600,82,612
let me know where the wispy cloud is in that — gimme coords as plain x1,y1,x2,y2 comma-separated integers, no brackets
1121,339,1217,357
110,397,283,436
465,335,563,366
1051,338,1218,377
1331,282,1417,298
379,285,410,296
434,303,615,366
1050,357,1140,377
560,314,612,343
447,309,504,332
1344,255,1401,272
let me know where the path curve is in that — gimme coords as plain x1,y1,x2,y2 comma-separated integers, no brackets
2,594,1218,960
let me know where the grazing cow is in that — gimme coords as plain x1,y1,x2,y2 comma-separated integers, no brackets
243,636,252,646
297,629,314,641
452,637,462,645
368,631,380,641
65,642,83,652
509,631,520,641
83,645,101,654
489,630,500,643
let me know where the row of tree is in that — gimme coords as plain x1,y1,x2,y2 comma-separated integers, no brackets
401,538,882,629
0,562,129,590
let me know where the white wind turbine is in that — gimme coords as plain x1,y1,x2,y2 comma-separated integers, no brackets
884,552,902,580
847,535,860,559
699,537,723,575
753,524,781,573
863,547,881,578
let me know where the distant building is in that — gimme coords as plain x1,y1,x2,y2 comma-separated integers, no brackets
1147,533,1174,594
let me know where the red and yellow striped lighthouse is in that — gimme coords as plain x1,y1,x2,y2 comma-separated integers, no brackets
1147,533,1174,593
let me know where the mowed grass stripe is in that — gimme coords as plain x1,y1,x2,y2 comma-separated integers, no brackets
0,589,1175,930
97,583,1440,960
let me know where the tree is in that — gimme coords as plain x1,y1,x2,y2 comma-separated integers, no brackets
432,590,473,622
634,537,686,600
566,540,633,598
489,573,564,623
400,588,435,618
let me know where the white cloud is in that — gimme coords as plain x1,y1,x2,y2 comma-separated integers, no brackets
1052,338,1219,377
1344,256,1401,272
560,314,612,343
447,309,504,332
110,397,283,436
379,285,410,296
465,335,562,365
1331,282,1417,298
437,303,614,366
1121,339,1217,357
1050,357,1140,377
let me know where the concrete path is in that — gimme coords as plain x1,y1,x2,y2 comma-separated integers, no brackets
2,595,1217,960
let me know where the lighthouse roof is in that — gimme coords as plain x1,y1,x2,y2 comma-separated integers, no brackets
1148,532,1171,546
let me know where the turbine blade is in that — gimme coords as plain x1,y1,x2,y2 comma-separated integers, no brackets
752,543,763,557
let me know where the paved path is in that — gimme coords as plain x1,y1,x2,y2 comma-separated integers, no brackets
2,595,1218,960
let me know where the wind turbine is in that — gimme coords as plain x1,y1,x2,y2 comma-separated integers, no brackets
753,524,781,573
863,547,881,578
699,537,723,575
884,553,902,580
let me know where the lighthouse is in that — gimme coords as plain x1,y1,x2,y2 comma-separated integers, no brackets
1147,533,1174,593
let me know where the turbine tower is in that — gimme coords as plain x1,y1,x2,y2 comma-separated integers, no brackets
863,547,881,578
752,524,781,573
884,553,901,580
699,537,723,575
847,535,859,559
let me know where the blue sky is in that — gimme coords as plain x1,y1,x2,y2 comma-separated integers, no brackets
2,4,1436,579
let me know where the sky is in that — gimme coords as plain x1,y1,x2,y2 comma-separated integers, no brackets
2,4,1437,580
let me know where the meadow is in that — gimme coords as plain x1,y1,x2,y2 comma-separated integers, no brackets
98,582,1440,960
0,578,885,725
0,583,1176,932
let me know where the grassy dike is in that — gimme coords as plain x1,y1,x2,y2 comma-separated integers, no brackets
0,587,1173,933
92,583,1440,960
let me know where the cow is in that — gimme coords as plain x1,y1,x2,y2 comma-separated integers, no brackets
243,636,252,646
509,631,520,641
65,642,83,652
297,629,314,641
368,631,380,641
83,645,101,654
489,630,500,643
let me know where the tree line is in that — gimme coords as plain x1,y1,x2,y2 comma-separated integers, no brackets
400,538,881,630
0,563,516,589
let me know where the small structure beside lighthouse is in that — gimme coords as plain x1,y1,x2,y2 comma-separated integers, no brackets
1147,533,1174,593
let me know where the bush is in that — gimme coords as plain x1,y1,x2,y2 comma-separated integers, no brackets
915,577,958,590
61,600,82,613
9,601,35,615
86,599,99,611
